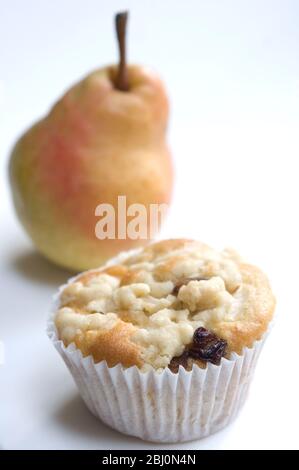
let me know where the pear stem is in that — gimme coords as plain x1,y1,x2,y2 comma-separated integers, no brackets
115,11,129,91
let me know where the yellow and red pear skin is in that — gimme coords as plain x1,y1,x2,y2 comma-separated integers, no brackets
9,65,173,271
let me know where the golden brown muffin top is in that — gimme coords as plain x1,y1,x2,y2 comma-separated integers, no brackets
55,239,275,371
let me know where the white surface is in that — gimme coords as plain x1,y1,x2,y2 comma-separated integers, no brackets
0,0,299,450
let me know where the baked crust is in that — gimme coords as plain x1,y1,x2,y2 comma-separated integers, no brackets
74,320,143,368
55,239,275,370
213,263,275,354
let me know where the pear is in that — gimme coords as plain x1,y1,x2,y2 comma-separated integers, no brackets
9,12,173,271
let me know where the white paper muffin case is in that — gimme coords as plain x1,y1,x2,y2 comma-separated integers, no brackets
47,251,271,443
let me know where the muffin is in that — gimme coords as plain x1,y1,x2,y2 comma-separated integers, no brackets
48,239,275,442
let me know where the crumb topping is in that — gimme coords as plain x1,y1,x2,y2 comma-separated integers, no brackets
55,240,251,370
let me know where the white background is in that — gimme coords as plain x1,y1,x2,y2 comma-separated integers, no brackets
1,0,299,450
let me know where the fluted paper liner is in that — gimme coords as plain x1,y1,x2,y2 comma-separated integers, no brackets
47,252,270,443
